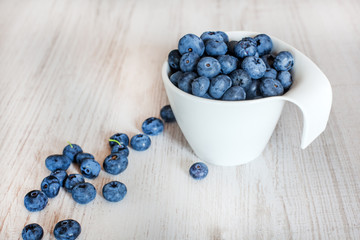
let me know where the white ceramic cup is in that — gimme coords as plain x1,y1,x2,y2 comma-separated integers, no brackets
162,31,332,166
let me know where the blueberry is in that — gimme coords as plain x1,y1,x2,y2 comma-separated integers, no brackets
222,86,246,101
103,153,128,175
24,190,48,212
178,33,205,56
178,72,198,94
41,176,60,198
111,144,129,157
53,219,81,240
50,170,68,187
64,174,85,193
234,37,257,58
130,134,151,151
246,79,262,100
189,162,208,180
71,182,96,204
180,52,200,72
160,105,176,123
277,71,293,90
273,51,294,71
261,54,275,70
74,152,94,165
80,159,101,179
168,49,181,70
142,117,164,136
205,39,228,57
197,57,221,78
217,55,239,74
22,223,43,240
63,144,83,162
228,69,252,91
169,71,184,87
200,31,224,42
109,133,129,147
45,155,71,172
263,68,277,79
260,78,284,97
191,76,210,97
241,56,266,79
208,75,232,99
102,181,127,202
216,31,229,43
254,34,273,56
227,40,238,55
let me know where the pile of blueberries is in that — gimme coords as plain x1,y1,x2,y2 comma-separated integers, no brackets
21,105,208,240
168,31,294,100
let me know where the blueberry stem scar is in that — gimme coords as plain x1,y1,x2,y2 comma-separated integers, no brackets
109,139,122,147
67,141,73,148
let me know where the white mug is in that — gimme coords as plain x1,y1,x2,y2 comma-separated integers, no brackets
162,31,332,166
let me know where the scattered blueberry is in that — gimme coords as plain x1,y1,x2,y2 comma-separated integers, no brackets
277,70,293,90
111,144,129,157
260,78,284,97
189,162,208,180
178,33,205,56
22,223,43,240
71,182,96,204
109,133,129,147
63,144,83,162
178,71,198,94
74,152,94,165
102,181,127,202
45,155,71,172
103,153,128,175
191,76,210,97
64,174,85,193
53,219,81,240
241,56,266,79
217,55,238,74
168,49,181,70
169,71,184,87
228,69,252,91
263,68,277,79
209,74,232,99
80,159,101,179
160,105,176,123
254,34,273,56
222,86,246,101
24,190,48,212
130,134,151,151
180,52,200,72
50,170,68,187
41,176,61,198
273,51,294,71
234,37,257,58
246,79,262,100
196,57,221,78
205,39,228,56
142,117,164,136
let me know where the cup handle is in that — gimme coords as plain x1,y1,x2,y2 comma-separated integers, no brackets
281,58,332,149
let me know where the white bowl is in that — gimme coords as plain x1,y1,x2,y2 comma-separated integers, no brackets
162,31,332,166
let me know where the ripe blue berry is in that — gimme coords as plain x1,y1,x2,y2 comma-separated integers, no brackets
217,55,239,74
260,78,284,97
222,86,246,101
178,72,198,94
22,223,43,240
191,76,210,97
234,37,257,58
178,33,205,56
142,117,164,136
111,144,129,157
63,144,83,162
109,133,129,147
254,34,273,56
80,159,101,179
53,219,81,240
41,176,61,198
45,155,71,172
277,70,293,90
241,56,266,79
200,31,224,42
273,51,294,71
130,134,151,151
160,105,176,123
50,170,68,187
180,52,200,72
216,31,229,43
246,79,262,100
197,57,221,78
228,69,252,91
208,74,232,99
168,49,181,70
169,71,184,87
189,162,208,180
74,152,94,165
261,54,275,70
205,39,228,57
64,174,85,193
263,68,277,79
102,181,127,202
24,190,48,212
71,182,96,204
103,153,128,175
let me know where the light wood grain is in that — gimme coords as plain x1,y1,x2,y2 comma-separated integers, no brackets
1,0,360,239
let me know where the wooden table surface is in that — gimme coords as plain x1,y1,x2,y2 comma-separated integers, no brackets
1,0,360,239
